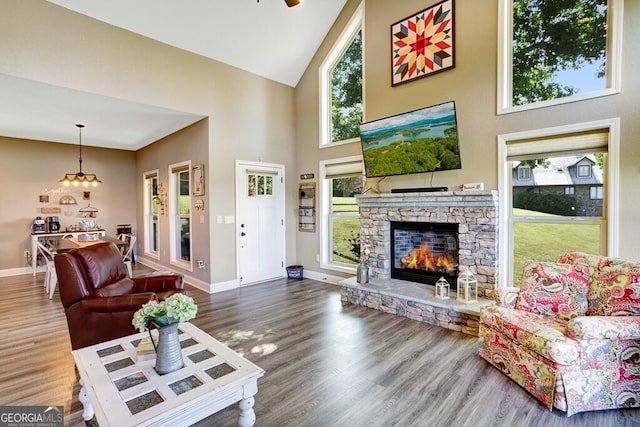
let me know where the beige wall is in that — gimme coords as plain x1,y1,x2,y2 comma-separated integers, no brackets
294,0,640,278
136,119,210,284
0,1,298,286
0,136,136,271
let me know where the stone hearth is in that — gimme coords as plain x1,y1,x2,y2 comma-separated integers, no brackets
339,190,499,336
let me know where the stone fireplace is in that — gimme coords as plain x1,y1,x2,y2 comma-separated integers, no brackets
358,190,498,297
339,190,498,336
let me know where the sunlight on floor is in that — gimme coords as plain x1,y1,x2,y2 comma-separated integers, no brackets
216,329,278,357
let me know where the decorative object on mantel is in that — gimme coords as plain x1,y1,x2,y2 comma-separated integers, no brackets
132,294,198,375
435,276,450,299
59,195,77,205
356,260,369,284
59,124,102,187
390,0,455,86
39,195,49,203
457,268,478,304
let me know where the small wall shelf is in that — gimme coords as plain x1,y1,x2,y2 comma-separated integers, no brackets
298,183,315,232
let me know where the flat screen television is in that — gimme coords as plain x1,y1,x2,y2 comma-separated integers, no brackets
359,101,461,178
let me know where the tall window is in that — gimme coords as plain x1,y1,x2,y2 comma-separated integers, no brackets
320,157,364,272
498,0,622,113
498,120,620,287
170,162,191,269
320,3,363,147
143,171,160,257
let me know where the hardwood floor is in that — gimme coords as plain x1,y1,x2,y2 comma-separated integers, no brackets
1,266,639,426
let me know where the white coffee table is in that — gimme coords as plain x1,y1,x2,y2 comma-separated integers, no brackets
72,323,265,426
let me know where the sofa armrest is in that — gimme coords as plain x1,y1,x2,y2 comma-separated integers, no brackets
494,287,521,308
78,293,157,313
566,316,640,340
133,274,184,293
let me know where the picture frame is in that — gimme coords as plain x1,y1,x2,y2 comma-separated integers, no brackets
391,0,455,86
193,164,205,196
39,195,49,203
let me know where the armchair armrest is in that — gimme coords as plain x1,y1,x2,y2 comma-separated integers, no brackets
494,287,521,308
133,274,184,293
79,293,157,313
566,316,640,340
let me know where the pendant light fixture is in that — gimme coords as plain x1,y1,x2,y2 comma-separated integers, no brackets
59,124,102,187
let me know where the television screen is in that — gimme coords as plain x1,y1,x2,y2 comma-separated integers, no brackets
359,101,461,178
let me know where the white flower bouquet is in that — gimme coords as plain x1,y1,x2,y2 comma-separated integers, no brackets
132,293,198,332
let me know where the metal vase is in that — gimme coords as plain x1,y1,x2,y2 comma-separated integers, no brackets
154,322,184,375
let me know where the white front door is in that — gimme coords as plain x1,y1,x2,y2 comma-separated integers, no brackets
236,161,285,285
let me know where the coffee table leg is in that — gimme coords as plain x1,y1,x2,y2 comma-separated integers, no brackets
78,380,95,423
238,396,256,427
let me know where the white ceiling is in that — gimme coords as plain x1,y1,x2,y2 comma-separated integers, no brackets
2,0,347,150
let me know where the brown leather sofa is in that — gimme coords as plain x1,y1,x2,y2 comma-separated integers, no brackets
54,241,184,350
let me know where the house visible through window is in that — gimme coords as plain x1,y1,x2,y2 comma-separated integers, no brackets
578,164,591,177
590,186,604,199
319,2,363,147
500,123,617,286
517,165,530,180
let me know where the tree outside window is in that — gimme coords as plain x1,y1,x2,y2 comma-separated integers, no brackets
331,30,362,143
511,0,608,106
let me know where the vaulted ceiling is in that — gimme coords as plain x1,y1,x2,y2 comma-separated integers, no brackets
1,0,347,150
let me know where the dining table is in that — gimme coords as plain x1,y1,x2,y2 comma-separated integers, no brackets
53,236,128,254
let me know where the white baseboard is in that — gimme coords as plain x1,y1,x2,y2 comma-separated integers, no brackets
0,266,36,277
136,258,239,294
301,269,347,285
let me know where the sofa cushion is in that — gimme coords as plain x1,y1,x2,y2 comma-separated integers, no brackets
480,305,580,365
515,261,591,320
588,265,640,316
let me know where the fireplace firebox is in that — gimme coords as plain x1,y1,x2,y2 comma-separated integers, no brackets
391,221,459,288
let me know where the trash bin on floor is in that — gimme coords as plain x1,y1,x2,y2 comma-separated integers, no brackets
286,265,304,280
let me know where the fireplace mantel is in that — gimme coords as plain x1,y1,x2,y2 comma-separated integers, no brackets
357,190,498,209
356,190,499,297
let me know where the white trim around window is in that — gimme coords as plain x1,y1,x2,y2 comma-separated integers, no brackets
318,2,364,148
319,156,364,274
143,169,160,260
497,0,623,115
168,160,192,272
497,118,620,287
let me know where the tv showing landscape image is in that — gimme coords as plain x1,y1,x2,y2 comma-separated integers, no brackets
359,101,461,178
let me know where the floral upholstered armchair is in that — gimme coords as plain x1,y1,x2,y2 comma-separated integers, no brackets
478,252,640,416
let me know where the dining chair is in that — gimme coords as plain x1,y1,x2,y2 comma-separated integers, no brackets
117,233,136,277
35,240,57,299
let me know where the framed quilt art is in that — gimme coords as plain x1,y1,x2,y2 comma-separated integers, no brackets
391,0,455,86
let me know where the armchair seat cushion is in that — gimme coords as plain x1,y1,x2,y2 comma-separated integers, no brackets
481,305,580,365
93,277,137,297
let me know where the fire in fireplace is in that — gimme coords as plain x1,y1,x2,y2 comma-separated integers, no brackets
391,221,459,288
